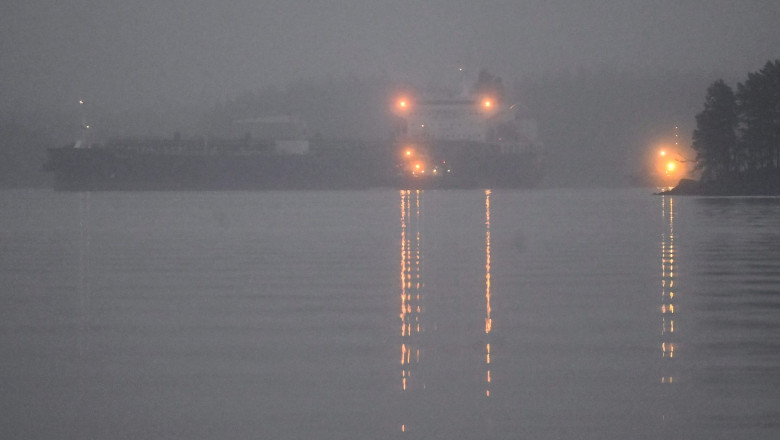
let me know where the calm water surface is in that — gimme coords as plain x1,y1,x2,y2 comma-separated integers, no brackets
1,188,778,439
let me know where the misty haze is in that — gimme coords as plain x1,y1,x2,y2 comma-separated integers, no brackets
2,1,779,439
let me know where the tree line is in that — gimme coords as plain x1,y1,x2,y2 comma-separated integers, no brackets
692,60,780,182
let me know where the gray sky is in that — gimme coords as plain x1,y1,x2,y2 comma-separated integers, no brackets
2,0,779,113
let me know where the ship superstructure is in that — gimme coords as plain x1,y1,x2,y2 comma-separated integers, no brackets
391,78,542,187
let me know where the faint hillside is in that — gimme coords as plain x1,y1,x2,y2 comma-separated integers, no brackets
204,76,396,142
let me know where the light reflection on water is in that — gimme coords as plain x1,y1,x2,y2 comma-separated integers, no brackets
398,188,497,435
399,190,423,394
660,194,677,381
484,189,492,399
0,189,779,439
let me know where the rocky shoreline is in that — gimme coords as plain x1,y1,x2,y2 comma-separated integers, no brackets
658,171,780,196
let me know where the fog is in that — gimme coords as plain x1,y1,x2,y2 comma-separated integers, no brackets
2,0,779,186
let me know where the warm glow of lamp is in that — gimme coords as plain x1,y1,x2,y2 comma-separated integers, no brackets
666,162,676,172
396,96,412,111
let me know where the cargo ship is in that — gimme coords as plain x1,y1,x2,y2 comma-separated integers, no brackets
44,83,542,190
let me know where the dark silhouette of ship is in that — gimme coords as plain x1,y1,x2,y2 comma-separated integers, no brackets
44,136,398,190
45,87,542,190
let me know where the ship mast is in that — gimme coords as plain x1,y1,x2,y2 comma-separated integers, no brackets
458,67,469,98
77,99,90,148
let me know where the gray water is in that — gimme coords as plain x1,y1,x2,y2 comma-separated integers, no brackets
1,188,778,439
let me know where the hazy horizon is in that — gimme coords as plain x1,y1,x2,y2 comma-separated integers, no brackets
3,0,779,114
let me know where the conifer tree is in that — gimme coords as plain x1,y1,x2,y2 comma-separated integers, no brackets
736,60,780,170
692,80,738,181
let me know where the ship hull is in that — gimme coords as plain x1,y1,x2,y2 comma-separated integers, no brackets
45,147,393,191
44,143,540,191
393,139,542,190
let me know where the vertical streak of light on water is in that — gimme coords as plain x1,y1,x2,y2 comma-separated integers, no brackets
399,189,425,434
660,194,680,431
484,189,492,399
